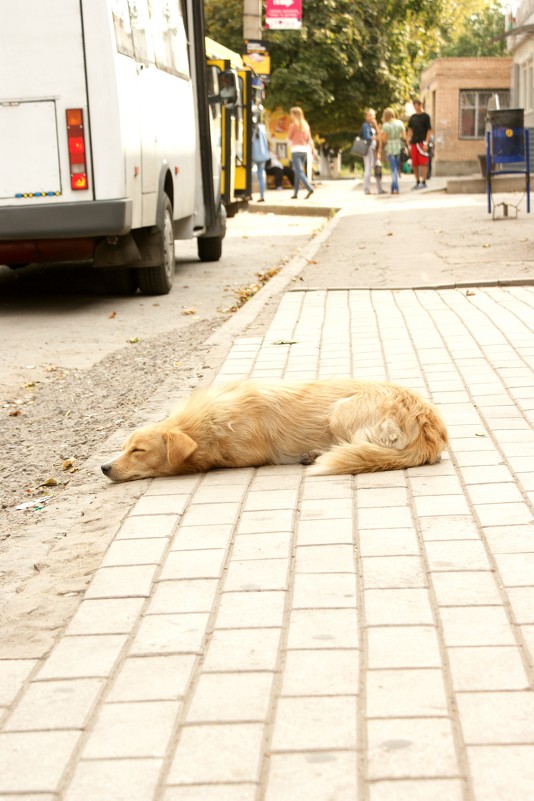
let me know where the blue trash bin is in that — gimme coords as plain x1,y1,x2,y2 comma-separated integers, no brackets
488,108,525,164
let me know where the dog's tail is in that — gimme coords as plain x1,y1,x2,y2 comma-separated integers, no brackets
307,412,448,476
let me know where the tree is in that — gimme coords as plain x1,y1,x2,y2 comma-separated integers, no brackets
203,0,504,145
440,2,507,57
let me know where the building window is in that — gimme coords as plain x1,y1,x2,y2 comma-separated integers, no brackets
459,90,511,139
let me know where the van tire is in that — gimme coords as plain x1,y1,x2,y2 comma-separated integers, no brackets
137,194,175,295
197,235,223,262
102,268,138,295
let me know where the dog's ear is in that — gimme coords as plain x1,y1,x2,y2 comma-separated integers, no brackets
164,430,198,467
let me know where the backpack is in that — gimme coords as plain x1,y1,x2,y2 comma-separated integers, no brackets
252,125,270,163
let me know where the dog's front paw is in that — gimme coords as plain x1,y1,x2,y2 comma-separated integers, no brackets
301,450,320,465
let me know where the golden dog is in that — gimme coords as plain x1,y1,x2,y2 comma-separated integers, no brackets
101,378,448,482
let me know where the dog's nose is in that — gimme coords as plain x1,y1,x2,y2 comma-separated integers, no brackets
101,463,112,475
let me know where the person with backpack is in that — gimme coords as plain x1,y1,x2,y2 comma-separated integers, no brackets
251,120,270,202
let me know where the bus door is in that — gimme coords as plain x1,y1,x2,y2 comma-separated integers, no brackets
234,68,253,198
206,57,235,207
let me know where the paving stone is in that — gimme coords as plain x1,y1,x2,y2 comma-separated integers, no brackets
366,669,448,717
101,537,168,567
297,518,354,545
0,731,81,792
447,646,529,691
439,606,515,646
107,655,196,701
359,529,420,557
192,484,249,504
202,628,281,672
237,509,295,534
295,544,356,573
64,758,162,801
264,751,358,801
457,692,534,744
82,700,180,758
186,672,273,722
37,635,127,679
66,599,145,635
232,532,291,561
468,745,534,801
494,553,534,586
507,587,534,623
292,572,357,609
369,779,464,801
147,579,219,614
163,786,257,801
484,524,534,554
115,514,179,539
131,613,209,655
474,502,533,527
271,696,357,751
167,723,264,783
181,503,240,527
358,507,414,529
170,525,234,551
224,558,289,591
244,489,299,510
84,565,157,599
130,494,189,516
0,660,37,706
418,516,479,540
367,626,441,669
216,590,286,628
281,649,359,696
367,718,458,779
362,556,426,589
287,609,359,649
425,540,491,572
5,678,104,731
159,549,227,580
299,498,353,520
364,589,434,625
431,571,502,606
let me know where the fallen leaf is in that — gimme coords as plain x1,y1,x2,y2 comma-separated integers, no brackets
41,477,58,487
482,243,491,248
62,459,76,471
474,432,486,437
181,307,198,315
466,290,476,296
272,339,298,345
306,259,317,264
108,311,117,319
127,337,140,344
9,409,21,417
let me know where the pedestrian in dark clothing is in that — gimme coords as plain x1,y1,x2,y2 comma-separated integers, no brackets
406,99,432,190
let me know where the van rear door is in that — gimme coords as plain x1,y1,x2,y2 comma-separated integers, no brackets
0,0,91,205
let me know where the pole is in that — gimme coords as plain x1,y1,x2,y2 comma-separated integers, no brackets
244,0,262,39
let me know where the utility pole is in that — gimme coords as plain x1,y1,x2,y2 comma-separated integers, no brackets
243,0,262,39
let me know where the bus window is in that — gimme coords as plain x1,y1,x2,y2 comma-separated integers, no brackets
128,0,150,65
148,0,189,78
207,66,221,119
112,0,134,57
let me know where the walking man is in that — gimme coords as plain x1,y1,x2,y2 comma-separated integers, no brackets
406,99,432,190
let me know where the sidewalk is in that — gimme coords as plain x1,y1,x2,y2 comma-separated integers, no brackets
1,182,534,801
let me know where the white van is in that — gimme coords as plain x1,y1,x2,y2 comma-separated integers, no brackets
0,0,230,295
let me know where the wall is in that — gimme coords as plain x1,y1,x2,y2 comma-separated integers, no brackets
420,57,513,176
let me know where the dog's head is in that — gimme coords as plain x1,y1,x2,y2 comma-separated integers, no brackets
101,425,198,482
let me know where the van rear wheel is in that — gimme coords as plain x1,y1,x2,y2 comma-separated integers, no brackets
197,235,223,262
137,194,175,295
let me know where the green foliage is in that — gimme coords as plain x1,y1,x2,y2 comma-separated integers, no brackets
440,2,507,57
203,0,507,147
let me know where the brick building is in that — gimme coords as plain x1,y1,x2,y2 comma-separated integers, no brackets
420,57,513,176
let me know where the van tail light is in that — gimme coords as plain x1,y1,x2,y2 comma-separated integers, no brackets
66,109,89,190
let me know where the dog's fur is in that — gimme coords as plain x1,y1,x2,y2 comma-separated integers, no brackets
101,378,448,482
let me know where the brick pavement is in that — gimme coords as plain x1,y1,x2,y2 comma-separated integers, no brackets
0,283,533,800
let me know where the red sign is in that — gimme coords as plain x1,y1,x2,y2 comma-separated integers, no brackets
265,0,302,30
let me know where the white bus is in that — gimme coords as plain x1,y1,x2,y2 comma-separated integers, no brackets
0,0,232,295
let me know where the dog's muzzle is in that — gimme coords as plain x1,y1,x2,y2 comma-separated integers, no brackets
101,463,112,477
